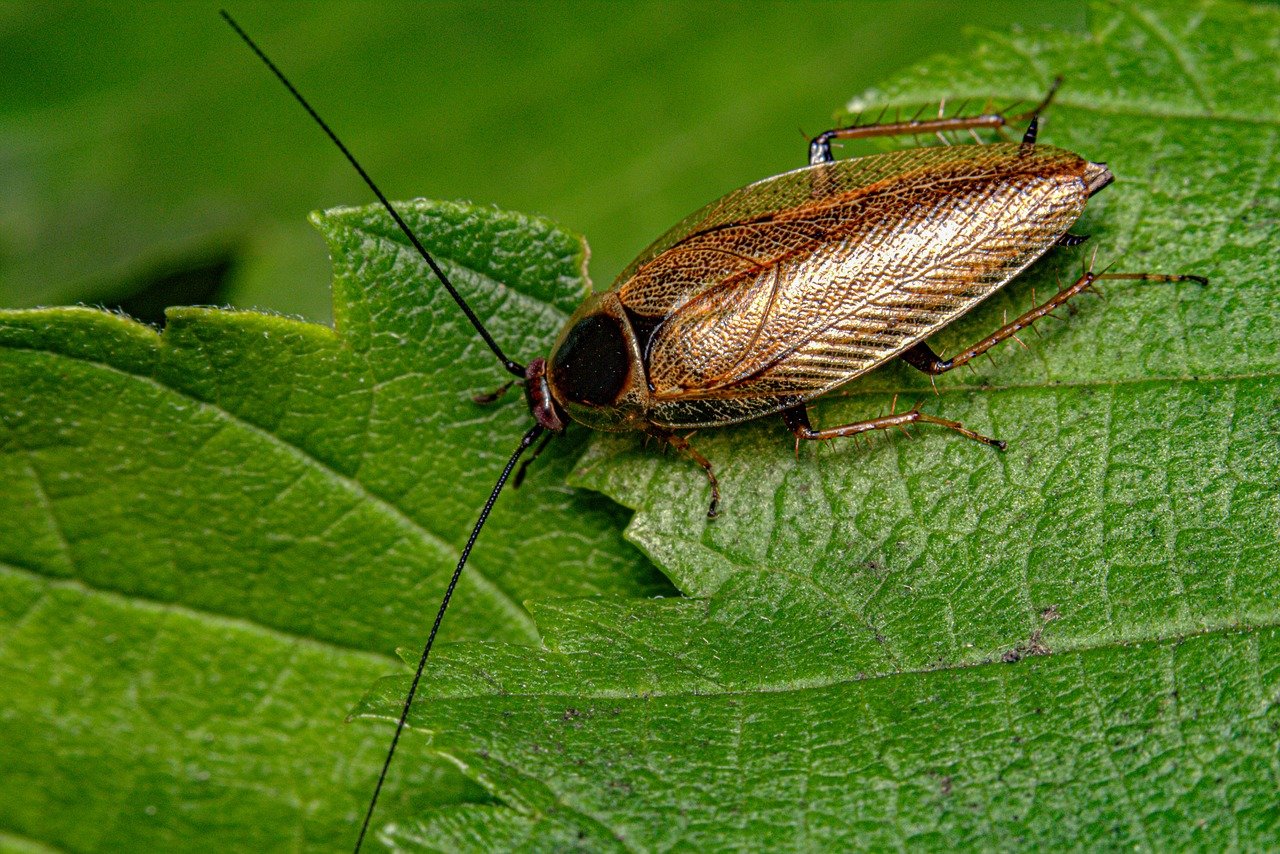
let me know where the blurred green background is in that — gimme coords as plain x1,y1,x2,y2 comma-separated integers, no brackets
0,2,1087,325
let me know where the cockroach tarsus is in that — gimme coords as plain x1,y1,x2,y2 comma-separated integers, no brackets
221,11,1205,852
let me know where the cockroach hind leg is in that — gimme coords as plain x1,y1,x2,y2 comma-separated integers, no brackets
1017,76,1063,122
1018,76,1064,148
902,272,1105,378
808,77,1064,166
1021,115,1041,147
1095,271,1210,287
915,413,1007,451
1057,232,1090,247
784,403,1005,453
901,266,1209,384
899,341,953,375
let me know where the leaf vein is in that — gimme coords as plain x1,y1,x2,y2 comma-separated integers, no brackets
0,551,397,667
1116,2,1216,111
517,619,1269,702
6,345,539,643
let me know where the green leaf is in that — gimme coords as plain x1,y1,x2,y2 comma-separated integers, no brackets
355,1,1280,849
2,1,1275,851
0,202,664,850
375,606,1280,851
0,3,1086,320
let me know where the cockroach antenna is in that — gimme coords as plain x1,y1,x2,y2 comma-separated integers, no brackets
219,11,542,852
219,10,524,380
354,422,544,852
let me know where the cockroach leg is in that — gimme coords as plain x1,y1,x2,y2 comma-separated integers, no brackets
647,428,722,518
782,404,1005,452
1057,232,1090,247
1021,115,1041,147
1095,271,1208,286
512,429,555,488
900,268,1208,376
807,76,1062,165
472,380,515,405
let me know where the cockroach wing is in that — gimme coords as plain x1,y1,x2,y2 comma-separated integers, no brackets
615,144,1097,428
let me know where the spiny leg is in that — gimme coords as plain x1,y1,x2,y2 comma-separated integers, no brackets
1020,103,1046,147
1057,232,1090,247
900,269,1209,376
809,77,1061,164
472,380,515,405
648,427,722,519
782,401,1005,451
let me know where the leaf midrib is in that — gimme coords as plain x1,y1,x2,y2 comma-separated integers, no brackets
0,560,396,667
421,619,1275,705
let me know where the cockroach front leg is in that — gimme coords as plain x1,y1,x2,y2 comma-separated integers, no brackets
647,428,722,519
782,402,1005,452
900,269,1209,376
808,77,1062,165
472,380,515,405
512,429,555,488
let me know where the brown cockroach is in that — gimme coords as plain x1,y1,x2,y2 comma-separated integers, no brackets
222,12,1206,851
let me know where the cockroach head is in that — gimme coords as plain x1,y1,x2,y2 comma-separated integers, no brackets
524,358,567,432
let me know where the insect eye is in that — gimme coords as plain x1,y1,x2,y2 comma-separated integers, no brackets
549,313,631,407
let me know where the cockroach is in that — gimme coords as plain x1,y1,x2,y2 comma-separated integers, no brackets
222,11,1206,851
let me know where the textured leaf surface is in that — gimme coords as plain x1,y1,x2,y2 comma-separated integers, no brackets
378,610,1280,851
357,1,1280,849
0,203,664,850
0,1,1275,851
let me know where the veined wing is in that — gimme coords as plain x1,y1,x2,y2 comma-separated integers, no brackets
619,144,1094,427
614,144,1034,295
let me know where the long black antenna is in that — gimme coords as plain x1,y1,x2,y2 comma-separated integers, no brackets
220,10,526,378
354,423,545,852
